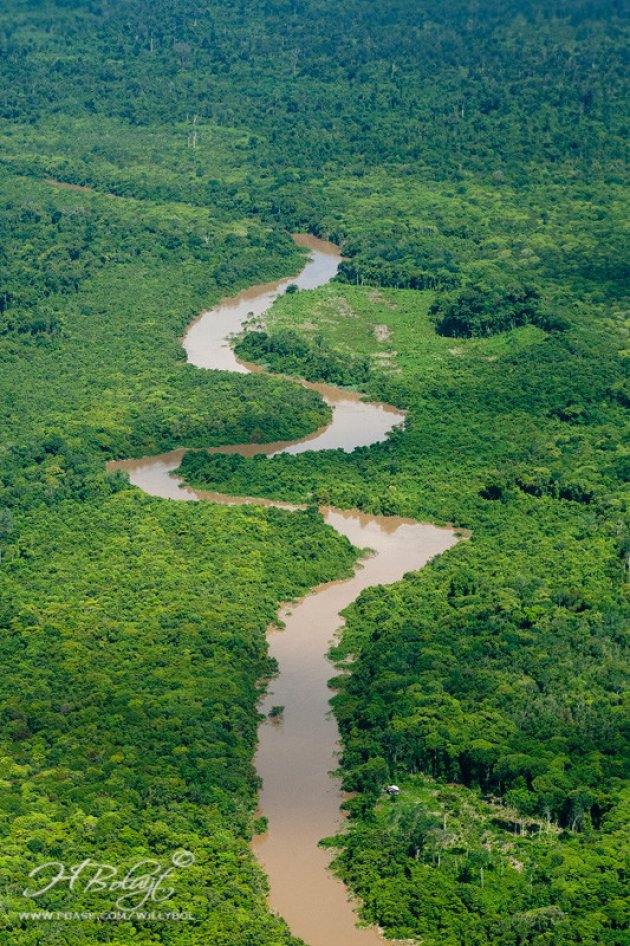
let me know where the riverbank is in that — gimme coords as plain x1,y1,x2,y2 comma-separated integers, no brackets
110,237,458,946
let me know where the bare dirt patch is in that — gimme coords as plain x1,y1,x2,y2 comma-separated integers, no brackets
373,323,391,342
46,179,121,199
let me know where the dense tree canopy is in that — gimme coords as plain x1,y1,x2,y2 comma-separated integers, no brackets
0,1,627,944
430,285,546,338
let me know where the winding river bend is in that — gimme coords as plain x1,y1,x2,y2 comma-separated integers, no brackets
109,236,458,946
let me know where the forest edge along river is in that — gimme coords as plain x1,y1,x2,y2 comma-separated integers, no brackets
108,235,460,946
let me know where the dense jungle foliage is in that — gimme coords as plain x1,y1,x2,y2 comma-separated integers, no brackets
0,1,628,945
0,441,355,945
186,286,630,944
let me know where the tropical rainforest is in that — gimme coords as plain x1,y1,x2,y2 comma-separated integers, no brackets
0,1,628,945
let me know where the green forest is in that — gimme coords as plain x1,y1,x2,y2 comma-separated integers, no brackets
0,1,628,945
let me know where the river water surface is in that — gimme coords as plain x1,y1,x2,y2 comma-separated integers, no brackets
109,236,459,946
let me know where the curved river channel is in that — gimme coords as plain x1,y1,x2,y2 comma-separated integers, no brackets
109,235,459,946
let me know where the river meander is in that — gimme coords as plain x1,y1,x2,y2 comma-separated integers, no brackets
109,236,459,946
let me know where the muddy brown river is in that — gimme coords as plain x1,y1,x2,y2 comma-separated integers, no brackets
109,236,458,945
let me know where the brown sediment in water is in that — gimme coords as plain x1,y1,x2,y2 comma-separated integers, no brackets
108,235,460,946
253,508,457,946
